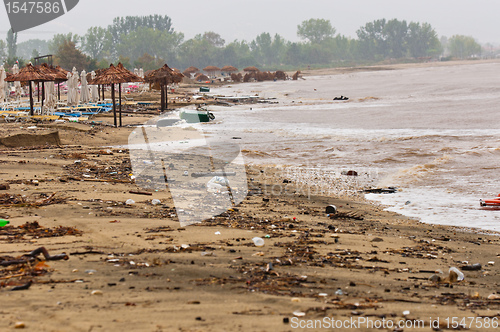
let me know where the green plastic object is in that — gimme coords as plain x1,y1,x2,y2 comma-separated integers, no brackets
0,219,10,227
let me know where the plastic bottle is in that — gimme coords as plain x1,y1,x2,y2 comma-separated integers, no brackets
0,219,9,227
252,237,265,247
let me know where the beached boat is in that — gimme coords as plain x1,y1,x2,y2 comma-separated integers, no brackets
480,194,500,207
180,109,215,123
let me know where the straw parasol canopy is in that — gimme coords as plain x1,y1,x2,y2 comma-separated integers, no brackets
37,63,68,81
35,63,69,107
89,63,143,127
5,63,54,116
184,66,199,73
90,63,142,85
144,64,183,85
203,65,220,78
243,66,260,72
203,65,220,72
116,63,143,83
182,66,199,78
144,64,184,112
221,65,238,73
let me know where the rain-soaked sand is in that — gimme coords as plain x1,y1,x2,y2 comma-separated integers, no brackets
1,62,500,331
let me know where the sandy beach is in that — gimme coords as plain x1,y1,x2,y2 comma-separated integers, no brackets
1,61,500,332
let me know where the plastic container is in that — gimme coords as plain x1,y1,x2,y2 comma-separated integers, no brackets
449,267,464,281
0,219,10,227
325,205,337,215
207,176,229,193
252,237,265,247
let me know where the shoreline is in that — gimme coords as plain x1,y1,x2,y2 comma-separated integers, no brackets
0,121,500,331
295,58,500,77
1,60,500,330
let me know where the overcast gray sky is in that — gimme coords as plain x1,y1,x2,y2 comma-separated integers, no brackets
1,0,499,44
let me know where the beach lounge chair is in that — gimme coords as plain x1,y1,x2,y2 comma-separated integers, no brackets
0,112,16,122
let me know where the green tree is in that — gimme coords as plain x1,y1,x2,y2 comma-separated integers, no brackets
134,53,164,71
117,55,132,69
447,35,481,59
107,15,174,59
55,39,89,71
251,33,273,66
356,19,388,60
82,26,111,60
48,33,80,54
177,36,214,69
0,39,7,64
297,19,336,44
250,33,288,67
271,34,288,65
17,39,49,60
330,35,357,61
384,19,408,58
223,40,256,68
283,42,304,66
202,31,225,47
115,27,183,64
6,29,17,59
407,22,442,58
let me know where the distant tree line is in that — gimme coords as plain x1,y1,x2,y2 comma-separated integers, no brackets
0,16,486,72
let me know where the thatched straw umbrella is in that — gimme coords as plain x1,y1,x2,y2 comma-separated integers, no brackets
182,66,199,78
5,63,53,116
221,65,238,75
36,63,68,107
243,66,260,73
195,73,209,82
144,64,183,112
88,63,143,127
203,65,220,79
115,63,145,124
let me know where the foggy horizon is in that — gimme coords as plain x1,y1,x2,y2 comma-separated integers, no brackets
1,0,500,45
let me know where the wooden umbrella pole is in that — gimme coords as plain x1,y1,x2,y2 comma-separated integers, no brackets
29,81,34,116
41,82,45,109
57,81,60,101
111,83,117,127
160,83,165,112
119,83,122,127
37,82,40,102
165,83,168,110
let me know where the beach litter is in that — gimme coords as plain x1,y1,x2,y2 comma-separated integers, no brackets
14,322,25,329
462,263,482,271
0,221,82,241
252,237,265,247
325,205,337,215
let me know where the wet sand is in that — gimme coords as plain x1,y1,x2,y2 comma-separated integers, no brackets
1,64,500,331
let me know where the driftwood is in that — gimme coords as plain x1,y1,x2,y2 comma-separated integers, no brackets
0,247,68,267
